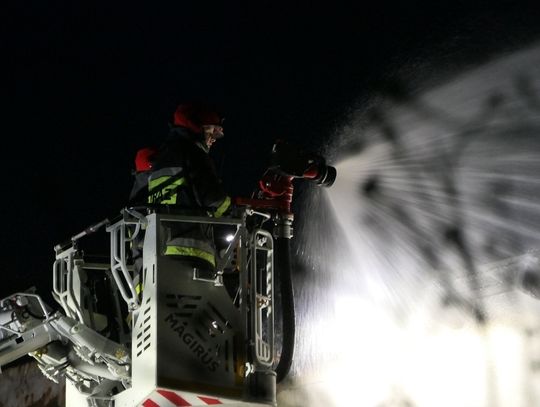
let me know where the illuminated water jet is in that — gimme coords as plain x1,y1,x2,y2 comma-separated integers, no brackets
281,41,540,407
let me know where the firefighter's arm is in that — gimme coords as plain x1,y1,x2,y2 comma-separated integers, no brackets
187,148,231,217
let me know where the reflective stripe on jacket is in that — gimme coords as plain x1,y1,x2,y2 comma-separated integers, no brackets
147,167,186,205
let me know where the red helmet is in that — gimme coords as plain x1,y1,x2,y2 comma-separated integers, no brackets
173,102,223,134
134,147,157,172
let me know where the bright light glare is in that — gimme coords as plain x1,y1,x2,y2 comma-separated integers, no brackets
225,234,234,242
293,296,531,407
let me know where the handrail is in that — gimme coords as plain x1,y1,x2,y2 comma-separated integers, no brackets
52,249,84,322
251,228,274,367
107,219,140,311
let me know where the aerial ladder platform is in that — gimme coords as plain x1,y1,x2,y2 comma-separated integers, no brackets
0,140,336,407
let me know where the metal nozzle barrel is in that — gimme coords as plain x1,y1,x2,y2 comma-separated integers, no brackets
302,163,337,187
314,164,337,187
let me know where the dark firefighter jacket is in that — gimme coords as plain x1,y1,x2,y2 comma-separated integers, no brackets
146,126,231,266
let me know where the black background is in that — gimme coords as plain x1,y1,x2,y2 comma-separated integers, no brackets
5,2,540,303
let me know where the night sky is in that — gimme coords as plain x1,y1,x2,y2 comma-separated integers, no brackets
5,2,540,304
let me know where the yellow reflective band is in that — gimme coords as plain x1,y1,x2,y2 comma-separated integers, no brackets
135,283,142,295
214,196,231,218
148,175,169,191
148,176,186,204
164,246,216,266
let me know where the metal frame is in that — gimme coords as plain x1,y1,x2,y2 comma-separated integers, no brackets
6,208,277,407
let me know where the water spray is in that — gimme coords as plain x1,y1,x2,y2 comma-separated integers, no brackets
282,42,540,407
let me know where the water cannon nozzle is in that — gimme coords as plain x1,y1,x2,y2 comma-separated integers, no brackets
270,139,337,187
315,164,337,187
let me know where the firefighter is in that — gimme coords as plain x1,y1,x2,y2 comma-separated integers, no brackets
128,146,158,205
145,102,231,271
127,146,158,296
